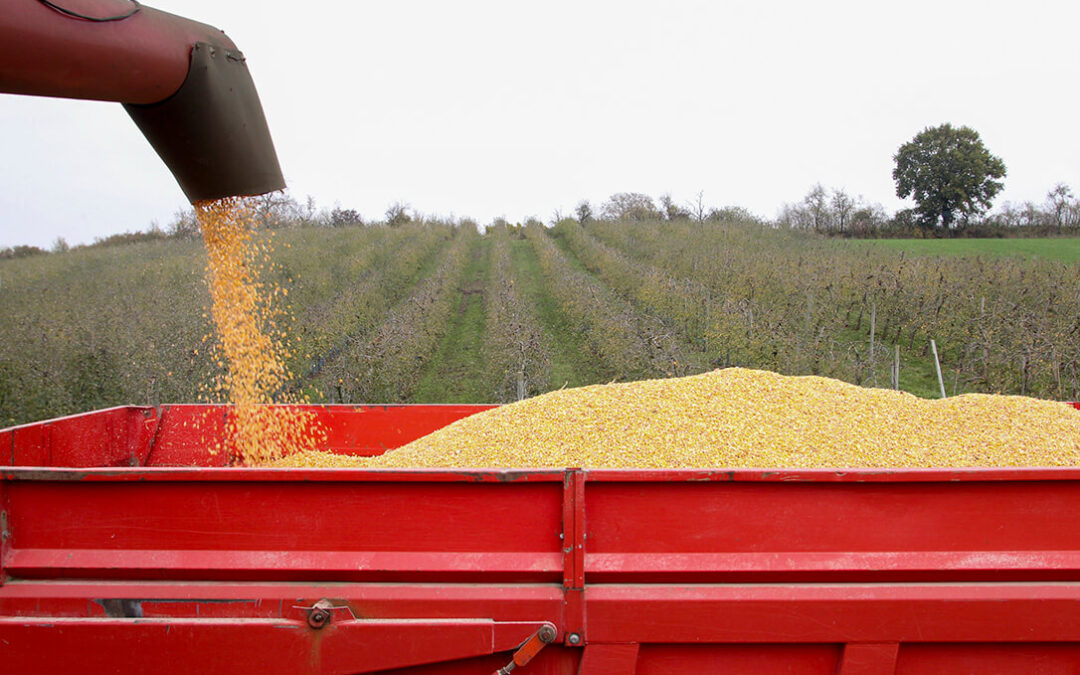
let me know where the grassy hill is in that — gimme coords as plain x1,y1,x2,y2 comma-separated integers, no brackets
855,237,1080,262
2,219,1078,426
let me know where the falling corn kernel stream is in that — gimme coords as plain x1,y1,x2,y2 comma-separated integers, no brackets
277,368,1080,469
195,196,325,465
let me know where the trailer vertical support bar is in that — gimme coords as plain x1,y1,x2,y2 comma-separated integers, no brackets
0,481,8,586
562,468,586,644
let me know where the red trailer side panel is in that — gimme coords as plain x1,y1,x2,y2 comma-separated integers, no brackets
3,404,1080,674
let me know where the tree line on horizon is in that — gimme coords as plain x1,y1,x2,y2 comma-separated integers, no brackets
5,124,1078,260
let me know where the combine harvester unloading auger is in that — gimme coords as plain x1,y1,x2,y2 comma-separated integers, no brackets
0,0,284,202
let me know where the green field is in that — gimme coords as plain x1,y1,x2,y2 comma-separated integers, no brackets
855,237,1080,262
2,219,1078,426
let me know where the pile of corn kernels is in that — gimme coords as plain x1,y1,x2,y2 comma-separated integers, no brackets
276,368,1080,469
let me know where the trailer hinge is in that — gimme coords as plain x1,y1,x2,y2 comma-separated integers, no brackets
493,623,557,675
292,598,355,629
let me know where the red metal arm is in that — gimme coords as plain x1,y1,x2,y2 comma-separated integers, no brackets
0,1,285,202
494,623,558,674
0,0,230,104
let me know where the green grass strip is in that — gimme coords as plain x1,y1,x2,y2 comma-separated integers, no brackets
853,237,1080,262
508,237,607,389
412,236,492,402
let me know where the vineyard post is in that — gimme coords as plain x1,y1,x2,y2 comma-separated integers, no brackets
706,289,712,332
892,345,900,390
979,296,989,383
799,292,814,365
1052,348,1062,397
931,339,947,398
869,302,876,384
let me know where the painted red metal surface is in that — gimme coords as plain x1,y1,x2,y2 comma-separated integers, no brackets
0,1,228,103
0,403,497,467
2,403,1080,674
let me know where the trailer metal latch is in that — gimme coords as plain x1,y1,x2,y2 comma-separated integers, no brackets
292,599,355,629
493,623,557,674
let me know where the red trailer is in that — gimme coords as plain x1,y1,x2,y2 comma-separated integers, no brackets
3,403,1080,674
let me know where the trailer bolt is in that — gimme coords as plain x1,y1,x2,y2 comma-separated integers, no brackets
537,625,557,643
307,607,330,629
567,632,582,646
306,599,336,629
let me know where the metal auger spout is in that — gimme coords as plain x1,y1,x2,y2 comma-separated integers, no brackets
0,0,285,202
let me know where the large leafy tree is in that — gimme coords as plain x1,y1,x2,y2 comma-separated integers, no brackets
893,124,1006,230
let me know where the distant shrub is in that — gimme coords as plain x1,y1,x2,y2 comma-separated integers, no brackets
575,200,593,225
385,202,412,227
329,208,363,227
600,192,660,221
0,245,47,260
707,206,766,226
659,194,692,221
167,208,201,239
88,230,169,249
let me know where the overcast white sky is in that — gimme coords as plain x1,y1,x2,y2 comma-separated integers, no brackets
2,0,1078,248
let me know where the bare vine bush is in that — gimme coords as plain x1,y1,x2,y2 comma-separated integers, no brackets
0,238,217,424
555,218,812,373
525,223,696,381
589,217,1080,399
554,219,712,347
336,226,476,403
280,223,449,393
483,226,550,401
0,224,455,424
587,218,812,376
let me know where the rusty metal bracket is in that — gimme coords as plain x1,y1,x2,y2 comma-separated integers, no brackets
292,599,356,629
493,623,557,675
